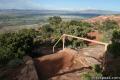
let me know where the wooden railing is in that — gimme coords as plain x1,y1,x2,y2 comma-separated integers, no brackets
53,34,109,53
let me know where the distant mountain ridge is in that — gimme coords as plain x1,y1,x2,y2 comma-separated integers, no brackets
0,9,120,15
77,9,120,14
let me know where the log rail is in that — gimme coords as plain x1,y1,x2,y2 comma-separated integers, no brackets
53,34,109,53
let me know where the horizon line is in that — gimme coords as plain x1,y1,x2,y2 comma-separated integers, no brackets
0,8,120,12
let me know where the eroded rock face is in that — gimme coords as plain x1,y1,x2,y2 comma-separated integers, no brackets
15,56,39,80
0,56,39,80
34,46,105,80
34,49,76,79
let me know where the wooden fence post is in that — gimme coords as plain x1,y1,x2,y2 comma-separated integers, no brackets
62,34,65,50
105,44,108,52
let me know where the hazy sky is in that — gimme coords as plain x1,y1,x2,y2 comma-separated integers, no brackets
0,0,120,11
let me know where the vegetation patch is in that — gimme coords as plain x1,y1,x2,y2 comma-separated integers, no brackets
107,29,120,58
0,29,38,65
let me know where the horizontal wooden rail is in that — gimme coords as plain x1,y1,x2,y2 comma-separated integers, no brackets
53,34,109,53
64,34,108,45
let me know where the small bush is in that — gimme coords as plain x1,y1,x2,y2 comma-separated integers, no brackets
92,64,101,73
82,72,92,80
81,71,102,80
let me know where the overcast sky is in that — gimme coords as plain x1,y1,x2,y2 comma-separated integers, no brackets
0,0,120,11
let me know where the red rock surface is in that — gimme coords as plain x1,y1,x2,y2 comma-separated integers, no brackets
34,46,105,80
84,15,120,26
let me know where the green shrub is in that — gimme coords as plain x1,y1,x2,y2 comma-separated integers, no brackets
0,29,38,65
99,20,119,42
81,71,102,80
107,29,120,58
92,64,101,73
101,30,113,43
48,16,62,25
41,16,92,49
99,19,119,32
82,72,92,80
